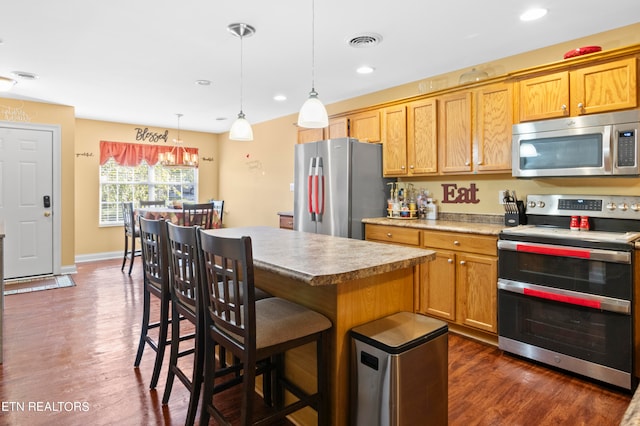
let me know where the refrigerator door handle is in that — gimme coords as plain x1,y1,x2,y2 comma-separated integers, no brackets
316,157,324,217
308,157,316,221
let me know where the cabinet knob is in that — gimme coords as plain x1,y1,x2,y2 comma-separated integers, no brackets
386,232,392,237
447,258,454,264
459,260,466,265
561,104,567,111
477,161,483,165
464,161,470,166
409,165,414,169
401,165,406,170
577,102,585,113
453,240,460,246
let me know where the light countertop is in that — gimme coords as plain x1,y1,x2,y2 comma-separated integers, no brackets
202,226,435,286
362,217,506,236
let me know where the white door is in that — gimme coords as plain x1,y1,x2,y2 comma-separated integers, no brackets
0,126,54,279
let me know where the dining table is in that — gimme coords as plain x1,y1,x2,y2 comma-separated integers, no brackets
135,206,221,229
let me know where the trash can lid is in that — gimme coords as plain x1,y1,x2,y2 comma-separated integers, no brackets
350,311,448,354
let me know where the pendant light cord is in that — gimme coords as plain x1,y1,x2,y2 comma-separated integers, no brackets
239,30,244,114
311,0,316,92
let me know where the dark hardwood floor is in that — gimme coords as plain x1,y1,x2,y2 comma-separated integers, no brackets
0,259,632,425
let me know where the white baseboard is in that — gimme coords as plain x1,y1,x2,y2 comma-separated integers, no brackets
75,251,122,264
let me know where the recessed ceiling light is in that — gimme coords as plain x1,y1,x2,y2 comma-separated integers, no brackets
520,8,548,21
195,79,211,86
356,65,375,74
273,94,287,101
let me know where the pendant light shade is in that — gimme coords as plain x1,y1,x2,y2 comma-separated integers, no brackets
228,23,255,141
298,0,328,129
229,111,254,141
298,89,328,128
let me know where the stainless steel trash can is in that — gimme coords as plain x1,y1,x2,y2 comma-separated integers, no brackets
350,311,448,426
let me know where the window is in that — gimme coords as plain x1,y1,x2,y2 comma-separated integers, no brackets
99,158,197,225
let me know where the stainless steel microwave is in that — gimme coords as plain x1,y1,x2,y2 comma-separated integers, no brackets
512,110,640,177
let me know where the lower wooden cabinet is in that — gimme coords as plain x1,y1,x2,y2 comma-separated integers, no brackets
365,224,498,336
278,213,294,230
420,230,498,334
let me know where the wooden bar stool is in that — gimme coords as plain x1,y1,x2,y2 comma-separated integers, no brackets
197,231,332,426
134,217,170,389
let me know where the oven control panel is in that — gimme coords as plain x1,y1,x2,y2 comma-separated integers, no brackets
526,194,640,219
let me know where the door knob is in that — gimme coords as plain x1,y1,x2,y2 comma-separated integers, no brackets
44,211,51,217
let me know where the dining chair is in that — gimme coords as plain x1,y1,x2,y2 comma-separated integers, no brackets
134,217,171,389
162,222,203,426
197,231,332,426
140,199,167,207
121,201,140,275
182,202,215,228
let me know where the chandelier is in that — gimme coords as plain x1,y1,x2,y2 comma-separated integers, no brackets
158,113,198,167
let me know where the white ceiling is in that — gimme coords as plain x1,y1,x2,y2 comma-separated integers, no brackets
1,1,639,134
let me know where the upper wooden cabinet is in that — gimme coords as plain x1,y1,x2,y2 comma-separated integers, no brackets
518,57,638,121
349,110,381,142
325,111,381,142
474,83,513,172
381,104,408,175
438,91,473,174
297,127,324,144
327,116,348,139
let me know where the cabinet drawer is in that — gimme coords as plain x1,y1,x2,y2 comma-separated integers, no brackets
279,215,294,230
365,224,421,246
423,230,496,256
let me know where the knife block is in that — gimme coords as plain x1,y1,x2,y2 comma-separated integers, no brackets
504,201,526,227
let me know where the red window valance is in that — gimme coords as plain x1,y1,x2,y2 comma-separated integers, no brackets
99,141,199,167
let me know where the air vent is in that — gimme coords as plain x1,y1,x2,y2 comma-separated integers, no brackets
347,33,382,48
12,71,38,80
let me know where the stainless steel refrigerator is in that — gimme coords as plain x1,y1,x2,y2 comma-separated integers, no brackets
294,138,391,239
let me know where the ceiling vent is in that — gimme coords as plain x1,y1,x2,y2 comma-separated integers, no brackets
347,33,383,48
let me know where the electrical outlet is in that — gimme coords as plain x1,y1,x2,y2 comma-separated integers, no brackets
498,190,506,204
289,183,294,192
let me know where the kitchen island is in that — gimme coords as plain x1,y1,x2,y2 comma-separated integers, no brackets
202,226,435,426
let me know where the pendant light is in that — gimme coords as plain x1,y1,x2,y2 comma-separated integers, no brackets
0,76,16,91
228,23,255,141
297,0,328,129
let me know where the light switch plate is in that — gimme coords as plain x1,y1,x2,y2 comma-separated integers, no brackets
290,183,294,192
498,190,506,204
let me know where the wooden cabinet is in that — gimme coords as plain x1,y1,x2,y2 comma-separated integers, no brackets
438,91,473,173
349,110,381,142
297,127,324,144
365,224,421,246
325,110,381,142
278,213,294,230
518,57,638,121
382,98,438,177
327,116,348,139
420,230,498,334
365,223,498,336
474,83,513,172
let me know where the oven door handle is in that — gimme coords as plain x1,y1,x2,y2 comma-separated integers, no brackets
498,279,631,314
497,240,631,264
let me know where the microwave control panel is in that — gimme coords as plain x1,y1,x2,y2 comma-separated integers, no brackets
617,130,636,167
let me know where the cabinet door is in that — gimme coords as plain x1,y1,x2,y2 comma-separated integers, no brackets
407,98,438,175
518,71,570,121
571,57,638,116
327,116,348,139
420,249,456,321
297,127,324,144
381,105,408,176
349,110,381,142
439,91,473,173
457,253,497,333
475,83,513,172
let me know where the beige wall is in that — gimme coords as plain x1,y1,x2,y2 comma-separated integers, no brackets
74,119,220,257
219,22,640,227
0,98,76,269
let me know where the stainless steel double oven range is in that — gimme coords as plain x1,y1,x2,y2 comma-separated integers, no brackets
498,194,640,390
